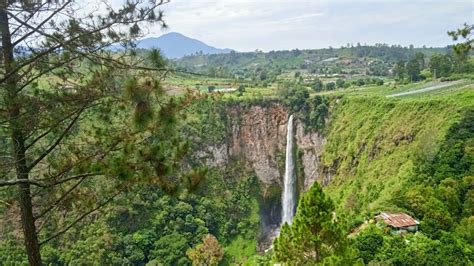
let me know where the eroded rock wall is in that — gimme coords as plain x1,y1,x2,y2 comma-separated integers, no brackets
199,102,326,193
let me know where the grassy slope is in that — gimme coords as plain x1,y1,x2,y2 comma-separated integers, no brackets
321,88,474,220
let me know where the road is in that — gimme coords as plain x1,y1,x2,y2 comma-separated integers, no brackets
386,80,464,97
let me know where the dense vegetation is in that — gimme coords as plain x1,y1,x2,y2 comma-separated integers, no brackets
326,94,473,264
274,183,357,265
173,45,450,80
0,96,264,265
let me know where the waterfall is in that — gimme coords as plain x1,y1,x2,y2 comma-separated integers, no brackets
281,115,295,225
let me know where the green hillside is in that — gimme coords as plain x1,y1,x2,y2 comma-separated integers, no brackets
323,90,473,217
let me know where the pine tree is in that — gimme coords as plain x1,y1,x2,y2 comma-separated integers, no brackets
0,1,183,264
273,183,357,265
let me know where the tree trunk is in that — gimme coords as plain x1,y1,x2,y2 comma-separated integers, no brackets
0,2,42,265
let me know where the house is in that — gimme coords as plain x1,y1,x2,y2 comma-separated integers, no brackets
375,212,419,233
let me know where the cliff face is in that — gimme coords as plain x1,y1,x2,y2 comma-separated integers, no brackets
227,103,287,189
199,102,325,194
295,122,326,190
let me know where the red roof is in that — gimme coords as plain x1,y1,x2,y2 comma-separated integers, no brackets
376,212,419,228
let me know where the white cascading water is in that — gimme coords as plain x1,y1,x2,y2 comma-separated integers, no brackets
281,114,296,225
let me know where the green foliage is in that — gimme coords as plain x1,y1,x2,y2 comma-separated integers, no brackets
327,95,474,264
223,235,258,265
174,44,447,80
456,216,474,245
356,78,365,86
187,234,224,266
179,95,229,150
393,60,406,81
313,78,324,91
448,23,473,57
11,168,259,265
355,231,473,265
429,54,454,79
151,232,191,265
148,49,168,68
352,225,384,264
277,82,331,132
0,240,28,265
273,183,355,264
417,109,474,183
375,78,384,86
336,78,345,88
406,56,422,82
323,94,473,218
326,81,336,90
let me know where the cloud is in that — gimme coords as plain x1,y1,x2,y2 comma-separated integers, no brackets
146,0,473,51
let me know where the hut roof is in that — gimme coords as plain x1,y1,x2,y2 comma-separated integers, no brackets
376,212,419,228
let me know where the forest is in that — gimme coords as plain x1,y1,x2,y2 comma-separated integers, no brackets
0,0,473,265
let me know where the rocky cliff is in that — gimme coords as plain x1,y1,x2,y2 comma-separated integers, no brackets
197,101,325,195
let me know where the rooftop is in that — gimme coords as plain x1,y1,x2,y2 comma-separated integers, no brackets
376,212,419,228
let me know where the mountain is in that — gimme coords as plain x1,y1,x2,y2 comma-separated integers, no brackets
135,32,233,59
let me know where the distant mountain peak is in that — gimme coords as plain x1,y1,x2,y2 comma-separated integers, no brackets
136,32,233,59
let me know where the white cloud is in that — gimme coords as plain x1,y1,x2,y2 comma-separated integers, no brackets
142,0,473,51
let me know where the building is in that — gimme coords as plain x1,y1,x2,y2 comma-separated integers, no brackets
375,212,419,233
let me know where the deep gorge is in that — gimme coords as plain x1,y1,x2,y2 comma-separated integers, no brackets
1,92,472,265
183,93,473,254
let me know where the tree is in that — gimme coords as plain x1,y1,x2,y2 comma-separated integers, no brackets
151,231,191,265
236,85,246,97
325,81,336,90
428,54,452,79
336,78,345,88
414,52,426,69
273,183,354,264
208,85,216,92
448,23,473,73
356,78,365,86
186,234,224,266
0,1,175,264
406,57,421,82
421,198,453,239
448,23,473,57
312,78,323,92
353,225,384,264
393,60,406,81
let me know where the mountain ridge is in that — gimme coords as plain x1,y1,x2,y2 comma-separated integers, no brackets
135,32,233,58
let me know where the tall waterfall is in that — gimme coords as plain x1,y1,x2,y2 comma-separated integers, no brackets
281,115,296,225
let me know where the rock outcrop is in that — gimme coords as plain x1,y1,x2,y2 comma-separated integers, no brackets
199,102,326,193
227,103,287,189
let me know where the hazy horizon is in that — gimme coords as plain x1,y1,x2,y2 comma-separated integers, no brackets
144,31,455,53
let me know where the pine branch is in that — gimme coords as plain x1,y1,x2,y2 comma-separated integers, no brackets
47,172,102,187
0,178,46,187
35,174,89,220
39,189,122,246
27,105,87,171
1,1,169,84
9,1,50,37
12,0,72,47
25,107,83,150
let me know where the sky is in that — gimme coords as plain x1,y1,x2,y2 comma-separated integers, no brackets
146,0,473,52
